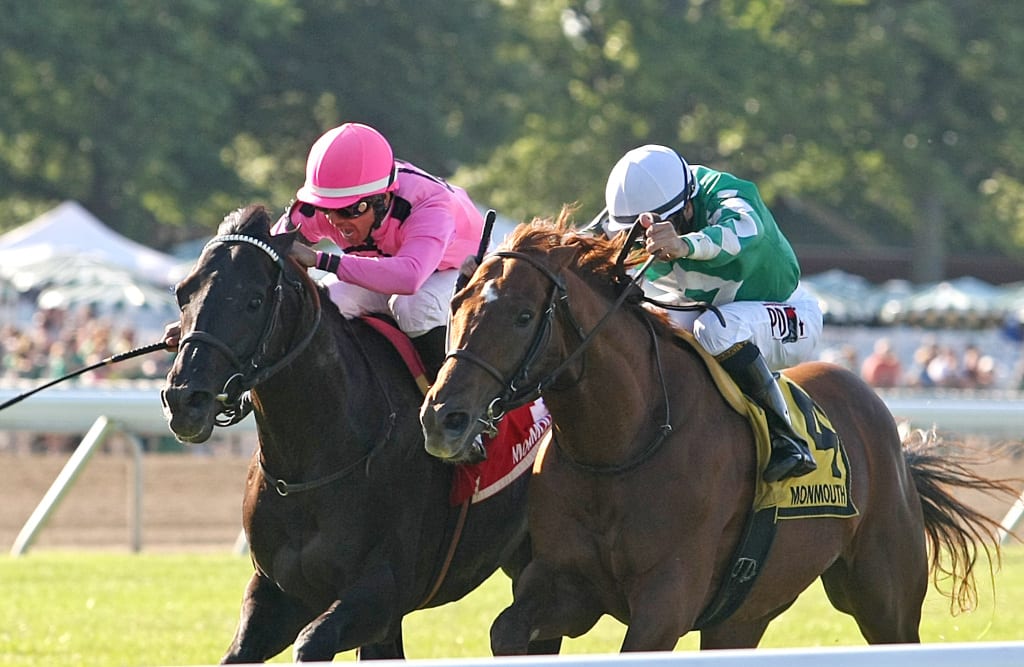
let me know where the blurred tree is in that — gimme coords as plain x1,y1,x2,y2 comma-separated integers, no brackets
226,0,531,213
0,0,294,246
0,0,529,246
718,1,1024,281
2,0,1022,282
458,0,1024,280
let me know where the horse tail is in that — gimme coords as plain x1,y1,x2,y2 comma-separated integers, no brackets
902,428,1018,614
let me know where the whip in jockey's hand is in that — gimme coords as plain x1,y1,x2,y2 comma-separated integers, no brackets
459,255,479,280
638,212,689,261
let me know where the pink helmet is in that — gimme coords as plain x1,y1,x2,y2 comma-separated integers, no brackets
295,123,399,209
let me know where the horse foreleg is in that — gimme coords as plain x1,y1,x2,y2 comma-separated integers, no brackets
500,536,564,655
620,569,705,652
491,562,601,655
698,617,774,649
356,635,404,660
222,572,316,664
292,565,400,662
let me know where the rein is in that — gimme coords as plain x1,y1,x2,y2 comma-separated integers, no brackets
257,317,400,497
449,248,675,475
177,234,322,423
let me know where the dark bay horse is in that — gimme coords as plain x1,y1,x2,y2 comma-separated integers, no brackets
161,204,557,662
420,211,1012,653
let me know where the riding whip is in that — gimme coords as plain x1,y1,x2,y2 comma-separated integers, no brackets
0,340,170,412
455,208,497,292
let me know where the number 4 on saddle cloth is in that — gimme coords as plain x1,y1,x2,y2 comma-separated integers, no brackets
361,316,551,507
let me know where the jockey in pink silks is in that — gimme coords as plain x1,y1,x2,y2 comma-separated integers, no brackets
276,122,485,378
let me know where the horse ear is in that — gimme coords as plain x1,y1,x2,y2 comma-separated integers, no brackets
269,227,298,257
548,244,579,272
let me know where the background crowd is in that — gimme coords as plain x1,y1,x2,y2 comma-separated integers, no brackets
0,305,171,384
1,300,1021,392
820,336,1007,391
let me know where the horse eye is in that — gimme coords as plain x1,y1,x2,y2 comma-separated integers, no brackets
247,296,264,311
515,310,533,327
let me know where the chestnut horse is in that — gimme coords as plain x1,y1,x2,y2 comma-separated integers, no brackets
420,212,1009,653
161,205,558,662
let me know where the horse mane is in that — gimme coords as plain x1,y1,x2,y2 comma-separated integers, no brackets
502,207,678,337
218,203,275,238
502,207,635,280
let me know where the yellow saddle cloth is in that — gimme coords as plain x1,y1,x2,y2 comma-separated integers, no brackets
678,331,859,520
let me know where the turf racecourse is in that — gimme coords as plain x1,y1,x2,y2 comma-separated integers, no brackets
1,547,1021,666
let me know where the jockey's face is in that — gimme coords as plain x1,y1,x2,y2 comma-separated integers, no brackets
323,197,379,244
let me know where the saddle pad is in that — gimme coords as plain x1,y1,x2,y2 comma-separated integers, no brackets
359,315,552,507
360,315,430,394
451,399,552,506
675,330,858,520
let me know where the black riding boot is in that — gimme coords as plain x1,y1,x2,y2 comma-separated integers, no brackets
411,326,448,384
715,341,817,483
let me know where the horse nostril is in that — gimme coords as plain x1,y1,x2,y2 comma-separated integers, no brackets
441,411,470,435
186,390,213,410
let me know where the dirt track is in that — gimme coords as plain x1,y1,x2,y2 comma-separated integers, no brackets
4,440,1024,553
4,452,253,551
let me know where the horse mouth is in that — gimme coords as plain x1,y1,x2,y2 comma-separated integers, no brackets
426,432,488,465
161,388,218,445
421,407,489,464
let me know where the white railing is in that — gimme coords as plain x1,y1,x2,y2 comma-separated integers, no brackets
3,386,1024,436
188,642,1024,666
9,416,144,556
2,386,1023,552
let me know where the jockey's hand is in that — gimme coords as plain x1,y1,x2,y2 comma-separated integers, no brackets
459,255,479,280
162,321,182,352
639,212,689,261
289,243,317,268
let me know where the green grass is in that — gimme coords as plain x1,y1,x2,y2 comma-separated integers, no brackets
1,547,1022,665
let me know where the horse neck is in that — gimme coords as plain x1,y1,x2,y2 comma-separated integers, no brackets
252,313,405,474
542,273,688,464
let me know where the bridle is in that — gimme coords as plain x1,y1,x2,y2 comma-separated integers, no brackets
177,233,322,425
447,250,585,431
445,243,678,474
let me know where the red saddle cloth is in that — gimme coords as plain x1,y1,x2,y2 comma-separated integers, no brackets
360,315,551,507
450,399,551,506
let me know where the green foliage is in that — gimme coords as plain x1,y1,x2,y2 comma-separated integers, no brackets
0,0,293,246
1,548,1022,664
2,0,1024,279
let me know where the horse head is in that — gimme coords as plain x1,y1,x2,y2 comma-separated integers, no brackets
422,211,643,462
161,204,317,444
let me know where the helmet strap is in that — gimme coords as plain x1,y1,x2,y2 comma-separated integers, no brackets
370,193,392,231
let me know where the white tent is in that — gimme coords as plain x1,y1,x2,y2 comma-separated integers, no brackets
0,201,180,287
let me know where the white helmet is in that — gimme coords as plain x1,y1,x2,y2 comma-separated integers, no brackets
604,144,697,234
